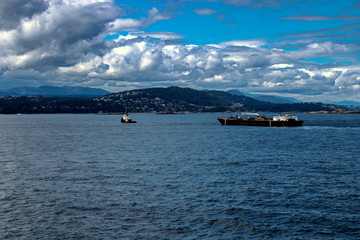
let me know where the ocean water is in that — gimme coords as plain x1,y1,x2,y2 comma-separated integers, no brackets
0,113,359,239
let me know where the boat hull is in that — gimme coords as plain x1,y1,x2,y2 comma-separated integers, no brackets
217,118,303,127
121,118,137,123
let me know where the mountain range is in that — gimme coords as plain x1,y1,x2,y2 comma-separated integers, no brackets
0,86,304,104
0,86,344,114
1,86,358,107
328,101,360,106
0,86,110,97
226,90,302,104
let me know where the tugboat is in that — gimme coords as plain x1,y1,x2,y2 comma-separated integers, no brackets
218,113,303,127
121,112,137,123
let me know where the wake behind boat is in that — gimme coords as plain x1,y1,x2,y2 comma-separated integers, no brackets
218,113,303,127
121,112,137,123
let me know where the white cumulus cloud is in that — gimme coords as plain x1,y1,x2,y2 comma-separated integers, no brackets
0,0,359,102
194,9,217,15
107,7,173,32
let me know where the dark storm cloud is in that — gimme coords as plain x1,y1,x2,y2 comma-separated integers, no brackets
0,0,49,30
0,1,121,70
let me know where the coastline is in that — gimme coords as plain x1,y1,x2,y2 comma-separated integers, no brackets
306,109,360,114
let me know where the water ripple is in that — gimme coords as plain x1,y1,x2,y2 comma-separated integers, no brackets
0,113,359,239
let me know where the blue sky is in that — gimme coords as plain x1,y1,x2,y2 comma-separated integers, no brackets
0,0,360,102
121,0,359,45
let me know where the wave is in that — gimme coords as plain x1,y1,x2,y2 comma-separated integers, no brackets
302,126,360,130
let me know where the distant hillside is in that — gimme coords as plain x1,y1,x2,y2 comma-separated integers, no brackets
0,86,341,114
252,95,302,104
96,86,337,113
96,86,234,113
329,101,360,107
227,89,302,104
225,90,245,96
0,86,111,97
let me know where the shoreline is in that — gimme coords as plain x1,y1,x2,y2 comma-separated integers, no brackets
306,110,360,114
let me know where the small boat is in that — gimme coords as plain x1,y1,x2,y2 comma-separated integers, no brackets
218,113,303,127
121,113,137,123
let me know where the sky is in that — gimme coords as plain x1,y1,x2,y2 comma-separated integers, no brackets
0,0,360,102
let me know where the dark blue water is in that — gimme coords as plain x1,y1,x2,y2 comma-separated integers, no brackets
0,113,359,239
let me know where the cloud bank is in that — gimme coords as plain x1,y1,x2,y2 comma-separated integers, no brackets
0,0,359,102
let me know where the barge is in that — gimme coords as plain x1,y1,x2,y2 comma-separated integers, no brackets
218,113,303,127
